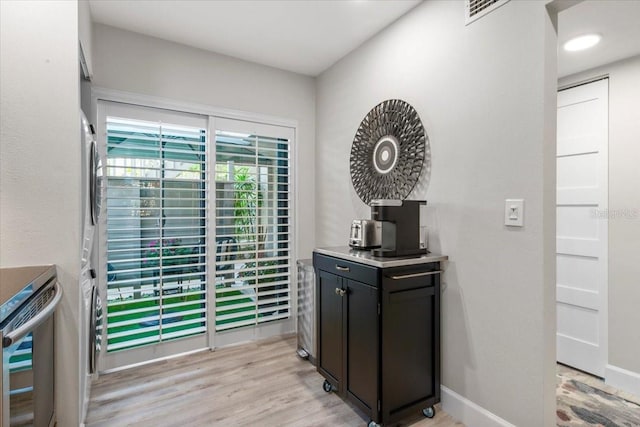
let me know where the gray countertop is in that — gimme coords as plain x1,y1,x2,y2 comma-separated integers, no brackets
314,246,448,268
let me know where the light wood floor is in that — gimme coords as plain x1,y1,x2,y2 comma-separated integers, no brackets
86,335,464,427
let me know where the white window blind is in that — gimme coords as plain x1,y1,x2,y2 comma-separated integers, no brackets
214,127,292,331
105,114,208,352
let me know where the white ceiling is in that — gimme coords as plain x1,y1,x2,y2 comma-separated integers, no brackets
89,0,640,79
88,0,422,77
558,0,640,78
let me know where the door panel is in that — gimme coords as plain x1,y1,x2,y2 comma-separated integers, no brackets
557,286,599,312
557,254,599,292
557,97,601,155
318,270,343,384
557,237,599,258
557,153,598,188
346,279,378,412
557,303,599,343
557,206,599,239
98,101,209,371
383,285,435,415
556,78,608,377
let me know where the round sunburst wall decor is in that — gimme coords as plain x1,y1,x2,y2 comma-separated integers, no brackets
350,99,427,205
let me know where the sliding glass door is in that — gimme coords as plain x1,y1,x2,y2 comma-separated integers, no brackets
213,118,294,345
99,102,209,369
97,102,295,368
215,119,293,342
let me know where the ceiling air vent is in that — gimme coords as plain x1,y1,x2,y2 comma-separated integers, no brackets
466,0,510,25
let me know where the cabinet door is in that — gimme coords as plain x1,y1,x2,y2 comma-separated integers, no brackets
346,279,379,414
317,270,343,386
382,281,436,416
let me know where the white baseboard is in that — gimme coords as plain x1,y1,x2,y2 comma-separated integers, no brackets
605,364,640,397
441,385,516,427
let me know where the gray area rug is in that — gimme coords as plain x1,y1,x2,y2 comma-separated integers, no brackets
557,372,640,426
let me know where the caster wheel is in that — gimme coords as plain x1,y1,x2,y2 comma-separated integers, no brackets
322,379,332,393
422,406,435,418
368,421,381,427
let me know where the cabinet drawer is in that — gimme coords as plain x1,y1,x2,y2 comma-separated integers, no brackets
382,263,441,292
313,253,378,285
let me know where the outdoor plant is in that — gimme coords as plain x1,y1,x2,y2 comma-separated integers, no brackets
231,167,283,284
233,167,263,239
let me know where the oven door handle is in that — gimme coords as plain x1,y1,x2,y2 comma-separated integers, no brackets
3,281,63,348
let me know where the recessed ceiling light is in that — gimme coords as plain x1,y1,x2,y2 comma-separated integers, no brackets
563,34,601,52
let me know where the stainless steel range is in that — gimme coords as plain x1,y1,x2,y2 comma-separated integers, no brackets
0,265,62,427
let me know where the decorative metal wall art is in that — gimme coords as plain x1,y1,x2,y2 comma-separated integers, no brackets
350,99,427,205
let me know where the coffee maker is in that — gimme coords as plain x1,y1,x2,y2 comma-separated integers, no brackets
370,199,427,257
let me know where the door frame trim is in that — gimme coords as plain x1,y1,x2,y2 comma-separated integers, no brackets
558,74,608,92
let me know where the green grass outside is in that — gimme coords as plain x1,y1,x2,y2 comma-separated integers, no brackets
107,288,254,351
215,289,256,327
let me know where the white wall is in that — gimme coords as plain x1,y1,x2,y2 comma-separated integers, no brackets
91,24,316,259
79,0,93,79
560,55,640,385
316,1,557,426
0,2,81,426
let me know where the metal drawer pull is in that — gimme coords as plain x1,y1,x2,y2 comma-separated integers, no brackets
335,288,346,297
335,265,350,272
388,270,443,280
3,281,63,348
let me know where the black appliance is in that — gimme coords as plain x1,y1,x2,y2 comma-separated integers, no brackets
370,199,427,257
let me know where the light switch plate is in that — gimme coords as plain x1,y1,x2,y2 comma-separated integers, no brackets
504,199,524,227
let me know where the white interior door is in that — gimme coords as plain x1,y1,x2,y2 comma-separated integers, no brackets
556,78,608,377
